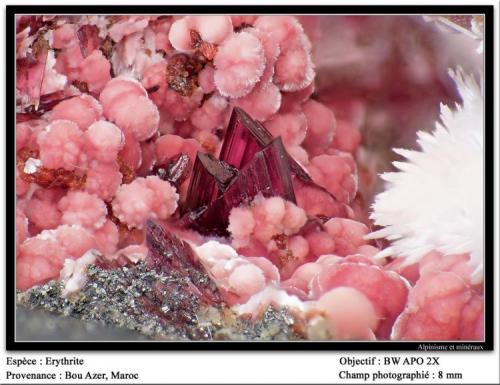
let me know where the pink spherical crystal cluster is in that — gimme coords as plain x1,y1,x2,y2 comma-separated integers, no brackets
15,15,483,341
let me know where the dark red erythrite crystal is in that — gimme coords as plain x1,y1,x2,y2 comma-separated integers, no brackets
76,24,100,58
192,137,296,235
182,152,238,218
182,107,344,235
219,107,272,169
219,107,323,187
184,136,295,236
153,153,192,188
145,220,222,305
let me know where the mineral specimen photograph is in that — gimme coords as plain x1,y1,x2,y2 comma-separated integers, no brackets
11,9,490,345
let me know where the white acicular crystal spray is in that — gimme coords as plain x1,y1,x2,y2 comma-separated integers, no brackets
368,68,484,282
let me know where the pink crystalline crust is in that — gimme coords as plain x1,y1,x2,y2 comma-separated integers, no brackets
100,78,159,142
24,189,62,231
196,241,279,305
307,153,357,204
111,176,178,229
15,15,482,342
309,260,409,339
37,120,87,171
85,161,123,200
53,24,111,93
314,287,378,340
49,95,102,131
389,251,483,340
58,191,108,230
169,16,232,52
17,224,96,290
17,237,67,290
391,272,480,340
301,99,336,156
55,225,97,259
228,196,308,278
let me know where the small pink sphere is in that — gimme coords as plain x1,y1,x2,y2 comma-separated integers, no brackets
228,263,266,297
77,50,112,93
144,175,179,219
155,134,200,165
254,16,304,47
247,27,280,83
317,287,378,340
306,231,336,258
54,224,97,259
282,201,308,231
190,94,229,132
228,207,255,239
84,121,124,163
302,99,336,155
324,218,369,256
58,191,108,230
332,119,361,154
112,178,154,229
108,94,159,142
246,256,281,283
25,194,62,230
168,17,194,52
265,111,307,146
294,182,346,218
308,153,357,204
194,16,233,44
85,161,123,201
17,236,67,290
50,95,102,131
232,81,281,122
100,77,147,109
37,120,86,171
214,31,265,98
273,44,314,92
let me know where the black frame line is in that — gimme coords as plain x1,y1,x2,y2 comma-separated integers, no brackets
5,4,495,351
